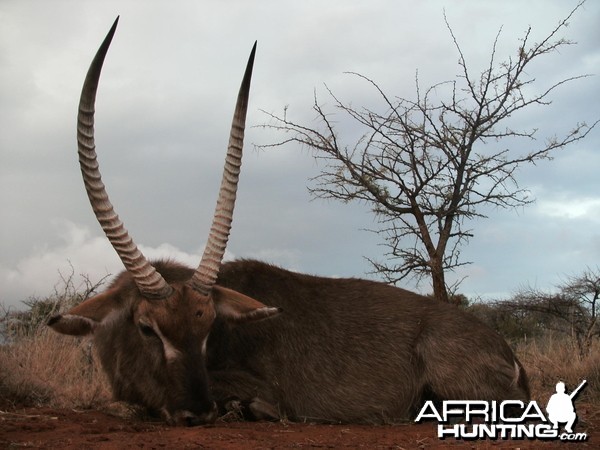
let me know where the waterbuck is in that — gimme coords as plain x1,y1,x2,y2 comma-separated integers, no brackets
49,18,530,426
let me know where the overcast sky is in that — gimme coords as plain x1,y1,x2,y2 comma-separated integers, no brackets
1,0,599,309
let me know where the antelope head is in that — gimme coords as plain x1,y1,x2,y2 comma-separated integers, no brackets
48,18,279,426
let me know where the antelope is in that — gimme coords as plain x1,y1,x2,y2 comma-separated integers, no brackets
49,18,530,426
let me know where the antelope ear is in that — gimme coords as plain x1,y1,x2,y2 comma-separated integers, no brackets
47,287,121,336
212,285,281,323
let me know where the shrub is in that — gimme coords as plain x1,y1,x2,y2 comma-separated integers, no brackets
517,334,600,406
0,269,111,409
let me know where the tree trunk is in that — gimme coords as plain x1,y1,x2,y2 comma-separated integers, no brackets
430,257,450,303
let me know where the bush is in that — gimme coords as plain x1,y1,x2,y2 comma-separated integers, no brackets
0,269,111,409
517,334,600,407
0,329,110,409
466,295,599,408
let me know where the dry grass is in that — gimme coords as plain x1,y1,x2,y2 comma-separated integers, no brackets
0,270,111,410
517,335,600,406
0,328,110,409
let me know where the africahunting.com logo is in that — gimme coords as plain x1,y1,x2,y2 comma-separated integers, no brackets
415,380,588,442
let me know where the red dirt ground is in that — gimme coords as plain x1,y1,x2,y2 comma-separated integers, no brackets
1,406,597,449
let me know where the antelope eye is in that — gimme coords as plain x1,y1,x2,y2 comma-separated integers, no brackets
195,310,203,318
139,323,156,337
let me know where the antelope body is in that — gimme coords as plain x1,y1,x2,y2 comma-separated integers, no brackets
49,18,530,426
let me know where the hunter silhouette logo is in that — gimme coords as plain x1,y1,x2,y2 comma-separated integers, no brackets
415,379,588,442
546,380,586,434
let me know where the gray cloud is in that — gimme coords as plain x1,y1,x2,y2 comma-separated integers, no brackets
1,0,599,309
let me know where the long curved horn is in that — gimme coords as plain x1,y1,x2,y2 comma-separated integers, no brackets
189,43,257,295
77,17,172,299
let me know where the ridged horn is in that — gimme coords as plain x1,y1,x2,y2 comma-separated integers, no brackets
77,17,172,299
189,42,257,296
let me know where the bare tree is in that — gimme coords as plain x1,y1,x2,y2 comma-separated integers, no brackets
500,267,600,357
260,2,597,303
559,267,600,355
0,263,110,341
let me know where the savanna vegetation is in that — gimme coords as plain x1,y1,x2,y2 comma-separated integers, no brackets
0,271,111,410
464,266,600,407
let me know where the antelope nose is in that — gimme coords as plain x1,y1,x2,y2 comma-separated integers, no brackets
183,414,202,427
198,402,218,425
174,402,218,426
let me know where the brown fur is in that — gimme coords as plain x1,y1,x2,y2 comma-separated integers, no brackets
50,258,529,425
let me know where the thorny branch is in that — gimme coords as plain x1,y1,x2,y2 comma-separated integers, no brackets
258,1,597,302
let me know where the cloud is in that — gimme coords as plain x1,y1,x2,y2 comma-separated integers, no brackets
139,242,236,268
0,220,117,308
2,1,599,309
537,197,600,221
0,220,214,309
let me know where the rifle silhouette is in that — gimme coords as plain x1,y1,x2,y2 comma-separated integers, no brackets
569,380,587,400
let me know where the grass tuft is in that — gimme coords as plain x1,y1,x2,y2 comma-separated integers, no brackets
0,268,111,410
0,330,110,409
517,335,600,406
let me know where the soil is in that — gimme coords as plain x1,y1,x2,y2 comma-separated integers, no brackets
1,405,597,449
